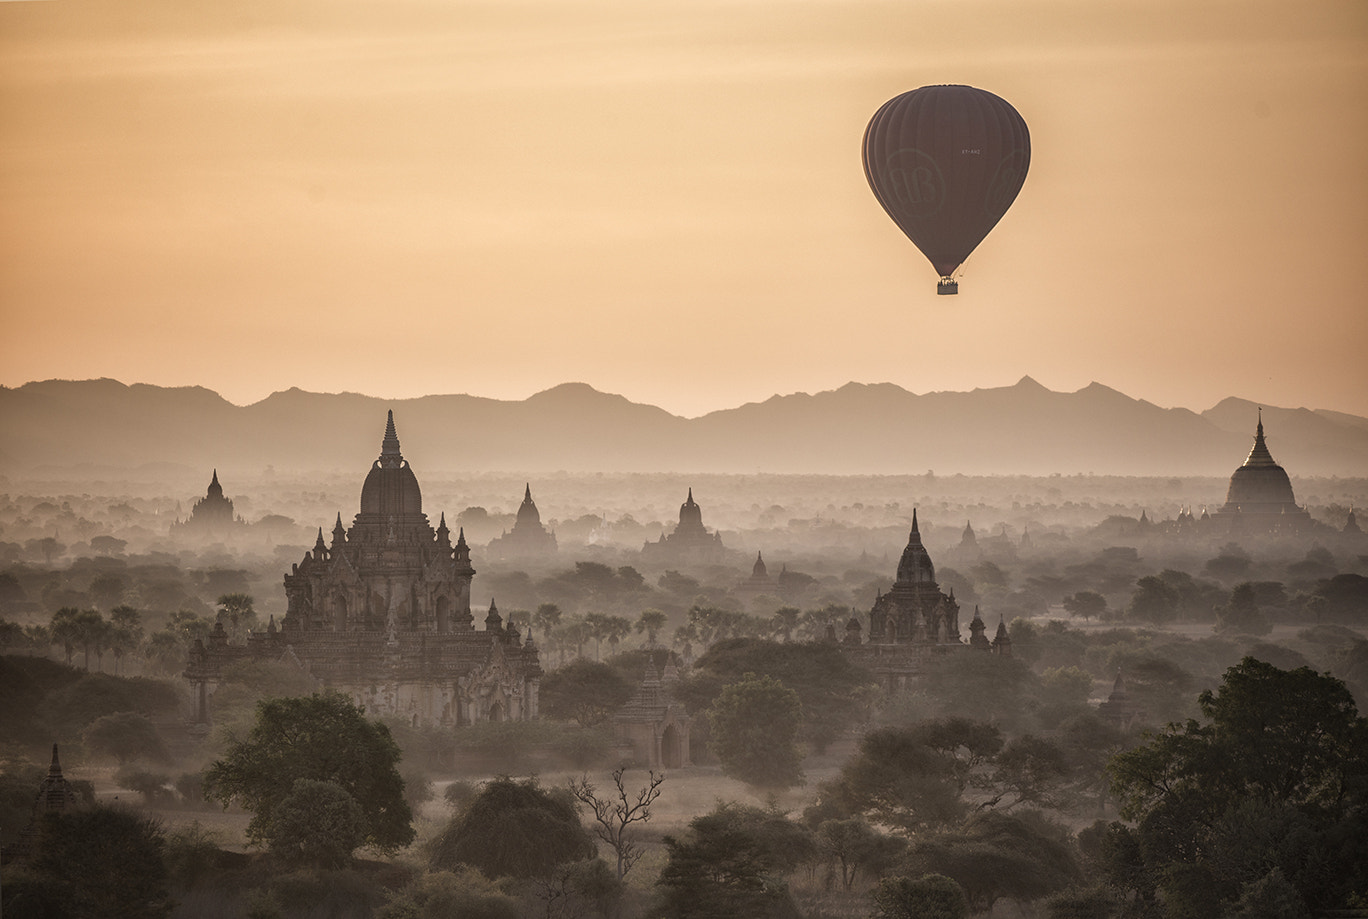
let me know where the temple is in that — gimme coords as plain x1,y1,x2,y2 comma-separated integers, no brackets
171,470,244,538
2,744,83,864
736,551,775,608
641,489,728,565
1213,411,1311,534
487,484,558,560
841,510,1006,691
867,510,962,644
613,659,692,769
185,412,542,728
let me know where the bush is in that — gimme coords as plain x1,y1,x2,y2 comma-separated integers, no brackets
872,874,968,919
377,868,520,919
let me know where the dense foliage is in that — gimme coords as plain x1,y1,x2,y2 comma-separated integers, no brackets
679,638,876,751
3,805,173,919
1106,657,1368,916
203,692,414,856
655,802,812,919
428,775,594,879
540,658,635,726
705,672,804,789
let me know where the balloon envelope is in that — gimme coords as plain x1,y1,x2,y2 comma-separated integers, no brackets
863,85,1030,293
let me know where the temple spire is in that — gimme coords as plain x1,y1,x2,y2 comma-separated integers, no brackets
380,410,402,462
909,508,922,544
1244,409,1276,467
525,483,532,502
49,743,62,777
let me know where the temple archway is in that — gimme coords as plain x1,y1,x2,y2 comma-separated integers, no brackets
661,724,682,769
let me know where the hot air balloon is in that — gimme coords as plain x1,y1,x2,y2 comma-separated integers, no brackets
863,85,1030,295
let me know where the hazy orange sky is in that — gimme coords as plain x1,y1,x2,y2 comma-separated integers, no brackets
2,0,1365,419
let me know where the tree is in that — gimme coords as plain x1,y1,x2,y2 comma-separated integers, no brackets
216,592,256,641
1107,658,1368,916
635,609,668,648
49,606,83,666
680,637,875,752
583,612,609,660
27,535,65,565
203,692,414,854
51,607,109,671
108,604,143,675
569,766,665,881
13,804,173,919
143,608,215,674
1127,576,1177,624
83,710,170,764
906,810,1082,913
813,722,981,833
1215,582,1272,635
541,658,634,727
533,602,563,644
428,775,594,879
872,874,969,919
985,734,1071,810
655,801,811,919
268,778,368,868
1062,591,1106,622
89,572,127,609
815,818,906,891
89,534,127,556
706,672,803,790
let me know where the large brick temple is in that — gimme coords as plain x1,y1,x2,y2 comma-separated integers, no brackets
185,412,542,728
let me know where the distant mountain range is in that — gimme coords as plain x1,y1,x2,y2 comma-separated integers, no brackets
2,377,1365,478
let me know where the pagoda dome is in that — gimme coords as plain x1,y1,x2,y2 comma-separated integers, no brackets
679,488,703,528
896,509,936,585
516,484,542,528
359,411,423,517
1222,413,1298,514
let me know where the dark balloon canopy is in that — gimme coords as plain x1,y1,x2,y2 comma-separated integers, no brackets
863,85,1030,295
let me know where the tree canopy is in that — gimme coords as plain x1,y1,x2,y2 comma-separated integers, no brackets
1106,657,1368,916
7,804,174,919
705,672,804,790
655,801,811,919
428,775,594,880
203,692,413,855
679,638,875,752
540,658,635,727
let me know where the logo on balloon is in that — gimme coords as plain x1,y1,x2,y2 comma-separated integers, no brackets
883,148,944,217
984,150,1030,217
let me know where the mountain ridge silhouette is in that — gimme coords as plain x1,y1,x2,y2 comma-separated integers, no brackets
2,377,1364,477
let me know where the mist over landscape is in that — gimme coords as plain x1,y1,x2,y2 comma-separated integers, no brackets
3,0,1366,914
3,374,1368,918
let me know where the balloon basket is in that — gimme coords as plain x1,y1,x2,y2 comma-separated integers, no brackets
937,279,959,295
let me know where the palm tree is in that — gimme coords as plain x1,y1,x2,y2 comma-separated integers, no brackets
634,609,668,649
603,615,633,657
109,605,144,675
216,593,256,642
584,613,611,661
49,607,82,666
532,603,562,644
